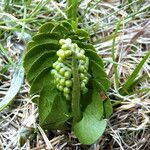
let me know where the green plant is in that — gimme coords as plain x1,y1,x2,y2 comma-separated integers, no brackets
119,51,150,95
111,19,150,96
23,0,112,145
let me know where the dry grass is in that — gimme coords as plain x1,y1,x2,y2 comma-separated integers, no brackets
0,0,150,149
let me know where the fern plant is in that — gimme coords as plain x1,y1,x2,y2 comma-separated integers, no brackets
23,0,112,145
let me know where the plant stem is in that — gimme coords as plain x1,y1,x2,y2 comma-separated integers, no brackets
67,0,78,29
72,52,81,123
112,19,122,90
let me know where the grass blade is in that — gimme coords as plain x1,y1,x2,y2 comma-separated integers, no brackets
0,64,24,112
120,51,150,95
111,19,122,89
128,74,148,92
0,44,15,67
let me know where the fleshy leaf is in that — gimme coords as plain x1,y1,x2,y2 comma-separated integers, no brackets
74,89,105,145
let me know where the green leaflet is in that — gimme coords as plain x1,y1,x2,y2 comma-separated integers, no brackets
76,29,89,40
92,79,105,92
24,44,58,73
51,24,69,36
90,60,110,91
85,49,104,69
26,33,60,52
103,98,113,118
61,21,73,31
30,68,53,96
77,42,96,52
39,85,70,129
32,33,60,44
26,52,57,83
39,22,55,33
92,80,113,118
26,41,36,51
74,89,106,145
